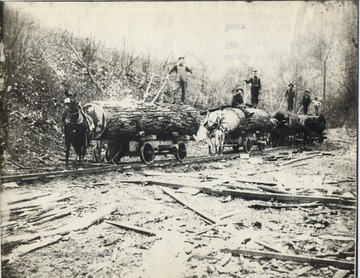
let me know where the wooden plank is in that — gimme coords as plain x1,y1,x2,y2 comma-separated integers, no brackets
8,193,52,205
143,180,355,205
15,235,63,257
278,154,320,166
248,201,322,209
318,235,354,241
32,210,73,226
161,187,219,224
253,239,283,253
235,178,278,187
228,183,288,194
221,248,354,270
105,220,156,236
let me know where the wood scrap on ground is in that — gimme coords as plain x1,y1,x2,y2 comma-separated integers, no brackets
105,220,156,236
161,187,219,224
3,204,117,253
221,248,354,270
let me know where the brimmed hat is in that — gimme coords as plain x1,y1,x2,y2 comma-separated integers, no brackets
304,90,310,93
178,57,185,60
235,87,243,92
64,97,71,104
288,83,294,87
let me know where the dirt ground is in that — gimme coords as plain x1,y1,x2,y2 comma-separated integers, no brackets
1,127,357,278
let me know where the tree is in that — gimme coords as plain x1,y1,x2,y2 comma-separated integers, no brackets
80,35,101,67
311,34,332,112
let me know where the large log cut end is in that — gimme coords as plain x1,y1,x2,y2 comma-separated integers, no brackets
83,100,201,140
222,107,274,135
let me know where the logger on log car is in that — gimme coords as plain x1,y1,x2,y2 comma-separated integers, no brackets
231,87,254,118
168,57,193,104
244,70,261,108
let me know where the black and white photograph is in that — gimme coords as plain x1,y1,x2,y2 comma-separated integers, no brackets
0,1,358,277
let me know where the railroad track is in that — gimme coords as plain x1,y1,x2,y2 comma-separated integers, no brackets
1,151,247,184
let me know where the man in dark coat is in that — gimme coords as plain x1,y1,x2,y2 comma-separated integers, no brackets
284,83,296,112
231,87,254,118
302,90,311,114
169,57,192,104
245,70,261,108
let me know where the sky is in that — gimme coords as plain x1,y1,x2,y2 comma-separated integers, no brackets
5,1,353,78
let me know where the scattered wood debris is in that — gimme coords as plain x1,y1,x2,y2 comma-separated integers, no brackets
221,248,354,270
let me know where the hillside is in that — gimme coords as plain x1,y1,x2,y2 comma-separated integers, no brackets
1,5,358,171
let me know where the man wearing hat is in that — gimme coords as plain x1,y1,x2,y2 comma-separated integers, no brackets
302,90,311,115
312,97,322,116
168,57,193,104
245,70,261,108
284,83,296,112
231,87,254,118
62,89,79,125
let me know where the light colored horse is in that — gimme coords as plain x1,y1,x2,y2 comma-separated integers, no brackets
203,109,228,155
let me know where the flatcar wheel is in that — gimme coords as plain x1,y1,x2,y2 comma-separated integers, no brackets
243,138,252,154
175,142,187,162
140,143,155,164
258,143,265,152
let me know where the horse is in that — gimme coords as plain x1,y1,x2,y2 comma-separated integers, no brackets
203,109,228,155
63,102,94,167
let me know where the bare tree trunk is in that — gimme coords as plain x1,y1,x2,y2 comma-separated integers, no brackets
63,35,104,94
323,62,326,112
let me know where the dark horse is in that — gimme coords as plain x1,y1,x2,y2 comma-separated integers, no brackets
62,102,93,167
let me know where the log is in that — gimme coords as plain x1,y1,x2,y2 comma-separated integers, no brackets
221,248,354,270
83,100,201,140
219,107,275,135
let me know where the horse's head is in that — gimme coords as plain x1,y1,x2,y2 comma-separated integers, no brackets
69,104,84,125
203,110,222,132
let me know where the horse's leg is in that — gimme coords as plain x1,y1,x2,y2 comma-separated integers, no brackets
65,127,70,166
219,133,224,155
65,146,70,166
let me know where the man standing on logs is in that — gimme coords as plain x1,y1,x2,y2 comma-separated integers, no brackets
168,57,193,104
284,83,296,112
231,87,254,118
302,90,311,115
245,70,261,108
313,97,322,116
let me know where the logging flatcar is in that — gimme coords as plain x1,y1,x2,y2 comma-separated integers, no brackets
83,100,201,164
